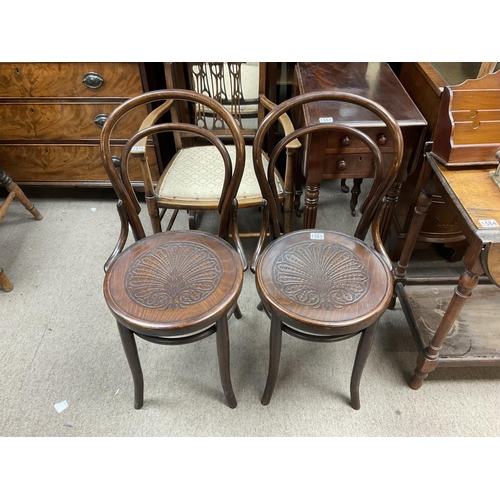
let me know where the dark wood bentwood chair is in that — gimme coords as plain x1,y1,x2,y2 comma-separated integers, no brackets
251,91,404,409
0,166,43,292
100,89,245,409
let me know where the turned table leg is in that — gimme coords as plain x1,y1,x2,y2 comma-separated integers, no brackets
409,241,484,389
303,182,320,229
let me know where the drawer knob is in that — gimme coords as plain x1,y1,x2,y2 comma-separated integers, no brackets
337,159,347,171
378,134,387,145
111,156,121,168
93,114,108,128
82,72,104,89
341,136,350,147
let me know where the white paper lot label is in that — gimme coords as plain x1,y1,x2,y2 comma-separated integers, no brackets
479,219,499,228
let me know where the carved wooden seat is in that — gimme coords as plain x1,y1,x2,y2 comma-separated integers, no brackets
0,166,43,292
100,89,245,409
251,91,404,409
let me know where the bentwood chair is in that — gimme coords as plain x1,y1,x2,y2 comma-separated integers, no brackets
100,89,245,409
0,166,43,292
135,62,299,268
251,91,404,410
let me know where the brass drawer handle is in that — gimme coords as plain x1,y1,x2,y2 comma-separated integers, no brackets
82,72,104,89
94,114,108,128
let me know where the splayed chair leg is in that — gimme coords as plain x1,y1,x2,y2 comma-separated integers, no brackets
117,321,144,409
350,320,378,410
261,314,283,406
216,315,237,408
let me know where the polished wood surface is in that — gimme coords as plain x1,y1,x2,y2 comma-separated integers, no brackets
0,144,158,184
0,63,144,98
100,89,246,409
0,102,150,141
0,63,161,187
251,90,404,409
432,70,500,166
294,62,426,228
394,152,500,389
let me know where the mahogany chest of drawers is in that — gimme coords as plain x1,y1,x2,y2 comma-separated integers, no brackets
0,63,161,187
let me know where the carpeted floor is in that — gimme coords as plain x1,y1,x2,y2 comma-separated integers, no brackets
1,178,500,438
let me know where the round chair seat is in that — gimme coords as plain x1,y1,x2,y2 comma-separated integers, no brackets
104,230,244,337
255,230,393,336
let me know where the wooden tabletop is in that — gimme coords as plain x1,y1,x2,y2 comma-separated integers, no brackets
296,62,427,127
430,154,500,243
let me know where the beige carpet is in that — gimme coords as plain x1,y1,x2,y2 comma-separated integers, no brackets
1,179,500,438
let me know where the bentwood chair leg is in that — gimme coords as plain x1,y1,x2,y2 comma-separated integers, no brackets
261,314,283,406
216,315,237,409
350,320,379,410
233,303,242,320
117,321,144,409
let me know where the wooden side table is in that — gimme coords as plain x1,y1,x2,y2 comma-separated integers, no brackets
294,62,427,231
394,151,500,388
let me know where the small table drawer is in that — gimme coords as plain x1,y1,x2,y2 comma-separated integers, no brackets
321,152,396,179
0,63,144,98
0,102,149,141
325,128,393,151
0,144,159,183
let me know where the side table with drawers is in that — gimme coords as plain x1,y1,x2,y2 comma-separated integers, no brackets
293,62,427,244
0,63,162,188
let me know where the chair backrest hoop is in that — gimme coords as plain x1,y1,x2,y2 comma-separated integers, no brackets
100,89,246,240
252,90,404,241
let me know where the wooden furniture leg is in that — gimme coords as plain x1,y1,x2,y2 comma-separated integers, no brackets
261,314,283,406
409,241,485,390
303,182,320,229
1,166,43,293
0,167,43,221
349,178,363,216
350,320,378,410
117,321,144,410
216,315,237,409
0,267,13,292
392,181,436,295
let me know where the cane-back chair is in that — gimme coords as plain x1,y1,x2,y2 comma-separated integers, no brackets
251,91,404,410
100,89,246,409
0,166,43,292
136,62,299,269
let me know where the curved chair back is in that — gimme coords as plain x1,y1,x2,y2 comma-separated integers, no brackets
99,89,246,270
252,90,404,269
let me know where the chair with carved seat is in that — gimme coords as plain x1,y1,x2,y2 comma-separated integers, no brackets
251,91,404,409
135,62,300,269
0,166,43,292
100,89,246,409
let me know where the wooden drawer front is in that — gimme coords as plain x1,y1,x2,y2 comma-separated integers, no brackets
0,103,149,141
325,128,393,152
0,63,144,98
0,145,159,183
322,153,379,178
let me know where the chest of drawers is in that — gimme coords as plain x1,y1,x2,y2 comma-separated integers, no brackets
0,63,161,187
